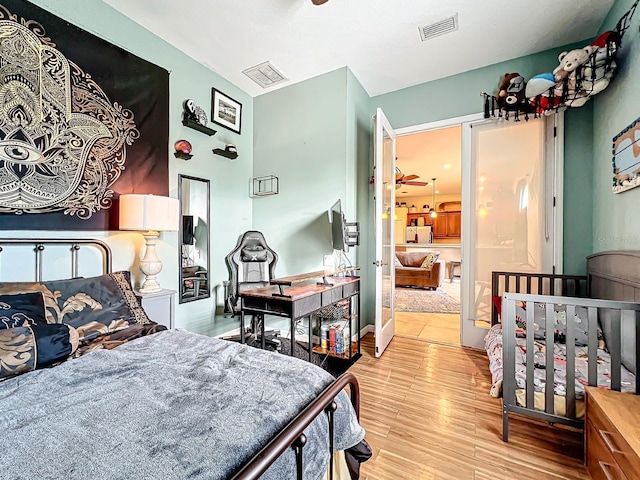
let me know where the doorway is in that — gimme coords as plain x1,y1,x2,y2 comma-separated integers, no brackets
393,124,463,346
389,112,562,348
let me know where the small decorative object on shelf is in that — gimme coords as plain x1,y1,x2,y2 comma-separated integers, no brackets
182,99,217,136
251,175,279,197
213,143,238,160
174,139,193,160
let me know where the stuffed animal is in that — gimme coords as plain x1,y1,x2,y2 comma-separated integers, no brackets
496,73,526,110
551,46,599,107
552,46,597,82
581,32,619,95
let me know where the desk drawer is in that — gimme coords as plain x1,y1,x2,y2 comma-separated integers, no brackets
589,396,640,475
343,281,358,297
586,420,627,480
321,287,343,305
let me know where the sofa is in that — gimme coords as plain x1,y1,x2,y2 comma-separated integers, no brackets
395,251,445,290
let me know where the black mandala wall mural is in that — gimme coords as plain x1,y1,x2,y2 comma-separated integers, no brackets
0,1,169,230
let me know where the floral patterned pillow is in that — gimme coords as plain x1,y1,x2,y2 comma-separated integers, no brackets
0,271,151,342
419,252,440,270
0,323,79,381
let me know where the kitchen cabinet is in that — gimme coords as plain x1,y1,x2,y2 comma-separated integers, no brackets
433,211,461,238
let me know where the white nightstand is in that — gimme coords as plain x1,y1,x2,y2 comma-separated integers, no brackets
136,289,176,329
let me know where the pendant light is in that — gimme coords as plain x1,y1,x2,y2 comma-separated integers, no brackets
430,178,438,218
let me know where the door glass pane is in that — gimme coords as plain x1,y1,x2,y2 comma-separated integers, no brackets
381,126,394,327
470,119,546,325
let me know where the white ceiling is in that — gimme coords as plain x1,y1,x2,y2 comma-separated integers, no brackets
395,126,461,199
101,0,614,98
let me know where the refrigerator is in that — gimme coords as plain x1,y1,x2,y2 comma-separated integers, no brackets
394,207,408,244
417,226,433,243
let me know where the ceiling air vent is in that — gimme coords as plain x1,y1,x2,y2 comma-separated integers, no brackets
243,61,288,89
418,14,458,42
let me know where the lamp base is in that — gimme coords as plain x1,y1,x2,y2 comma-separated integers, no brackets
139,231,164,294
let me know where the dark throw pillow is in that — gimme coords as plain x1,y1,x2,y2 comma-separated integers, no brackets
0,292,47,330
42,271,151,341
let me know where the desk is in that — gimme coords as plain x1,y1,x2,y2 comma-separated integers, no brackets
239,275,361,364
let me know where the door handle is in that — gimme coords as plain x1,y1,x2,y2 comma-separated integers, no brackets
599,430,624,455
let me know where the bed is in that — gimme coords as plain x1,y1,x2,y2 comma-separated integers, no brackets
0,238,369,479
485,251,640,442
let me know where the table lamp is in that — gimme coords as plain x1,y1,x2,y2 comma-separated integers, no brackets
119,194,179,294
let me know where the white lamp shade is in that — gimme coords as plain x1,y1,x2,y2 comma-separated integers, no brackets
119,194,179,232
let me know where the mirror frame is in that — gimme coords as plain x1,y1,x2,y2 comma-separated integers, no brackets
178,174,211,304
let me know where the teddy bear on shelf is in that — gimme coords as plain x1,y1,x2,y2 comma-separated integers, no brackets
552,45,598,107
496,73,527,110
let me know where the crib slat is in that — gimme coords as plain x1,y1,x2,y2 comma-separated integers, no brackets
565,305,576,419
587,307,598,387
545,302,555,414
503,295,517,442
610,310,622,391
525,302,535,409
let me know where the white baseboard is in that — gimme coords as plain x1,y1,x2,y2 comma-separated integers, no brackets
359,324,374,337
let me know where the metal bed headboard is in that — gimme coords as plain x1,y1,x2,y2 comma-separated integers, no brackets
0,238,112,281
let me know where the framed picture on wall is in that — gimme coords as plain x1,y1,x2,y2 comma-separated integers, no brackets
612,116,640,194
211,88,242,134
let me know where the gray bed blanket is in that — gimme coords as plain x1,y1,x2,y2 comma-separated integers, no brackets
0,329,365,479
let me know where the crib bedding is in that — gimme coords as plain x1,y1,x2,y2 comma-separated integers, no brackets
485,323,636,405
0,329,365,480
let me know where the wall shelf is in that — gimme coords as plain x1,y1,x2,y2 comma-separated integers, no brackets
213,148,238,160
251,175,279,197
174,151,193,160
182,118,217,136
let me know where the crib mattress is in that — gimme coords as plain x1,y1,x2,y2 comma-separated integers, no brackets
485,324,636,406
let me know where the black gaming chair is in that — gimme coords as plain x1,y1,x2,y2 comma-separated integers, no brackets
223,231,279,347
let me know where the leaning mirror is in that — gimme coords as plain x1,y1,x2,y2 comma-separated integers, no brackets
178,175,210,303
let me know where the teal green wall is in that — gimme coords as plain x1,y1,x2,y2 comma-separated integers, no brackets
253,69,350,276
27,0,254,332
253,67,373,328
346,69,374,330
371,42,596,275
592,0,640,253
563,103,594,275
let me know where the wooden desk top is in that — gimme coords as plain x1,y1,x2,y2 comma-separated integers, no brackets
270,267,360,286
586,387,640,458
240,276,359,302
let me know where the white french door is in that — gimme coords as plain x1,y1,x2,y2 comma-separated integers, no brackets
460,115,562,348
373,108,396,357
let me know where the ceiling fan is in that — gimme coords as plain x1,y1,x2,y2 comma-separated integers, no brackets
395,167,428,189
311,0,329,4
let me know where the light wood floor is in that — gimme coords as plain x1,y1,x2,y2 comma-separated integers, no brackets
395,312,460,346
394,281,462,345
348,334,589,480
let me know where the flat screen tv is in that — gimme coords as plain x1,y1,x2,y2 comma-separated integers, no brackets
329,199,348,252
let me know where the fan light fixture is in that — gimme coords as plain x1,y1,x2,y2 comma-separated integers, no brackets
429,178,438,218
